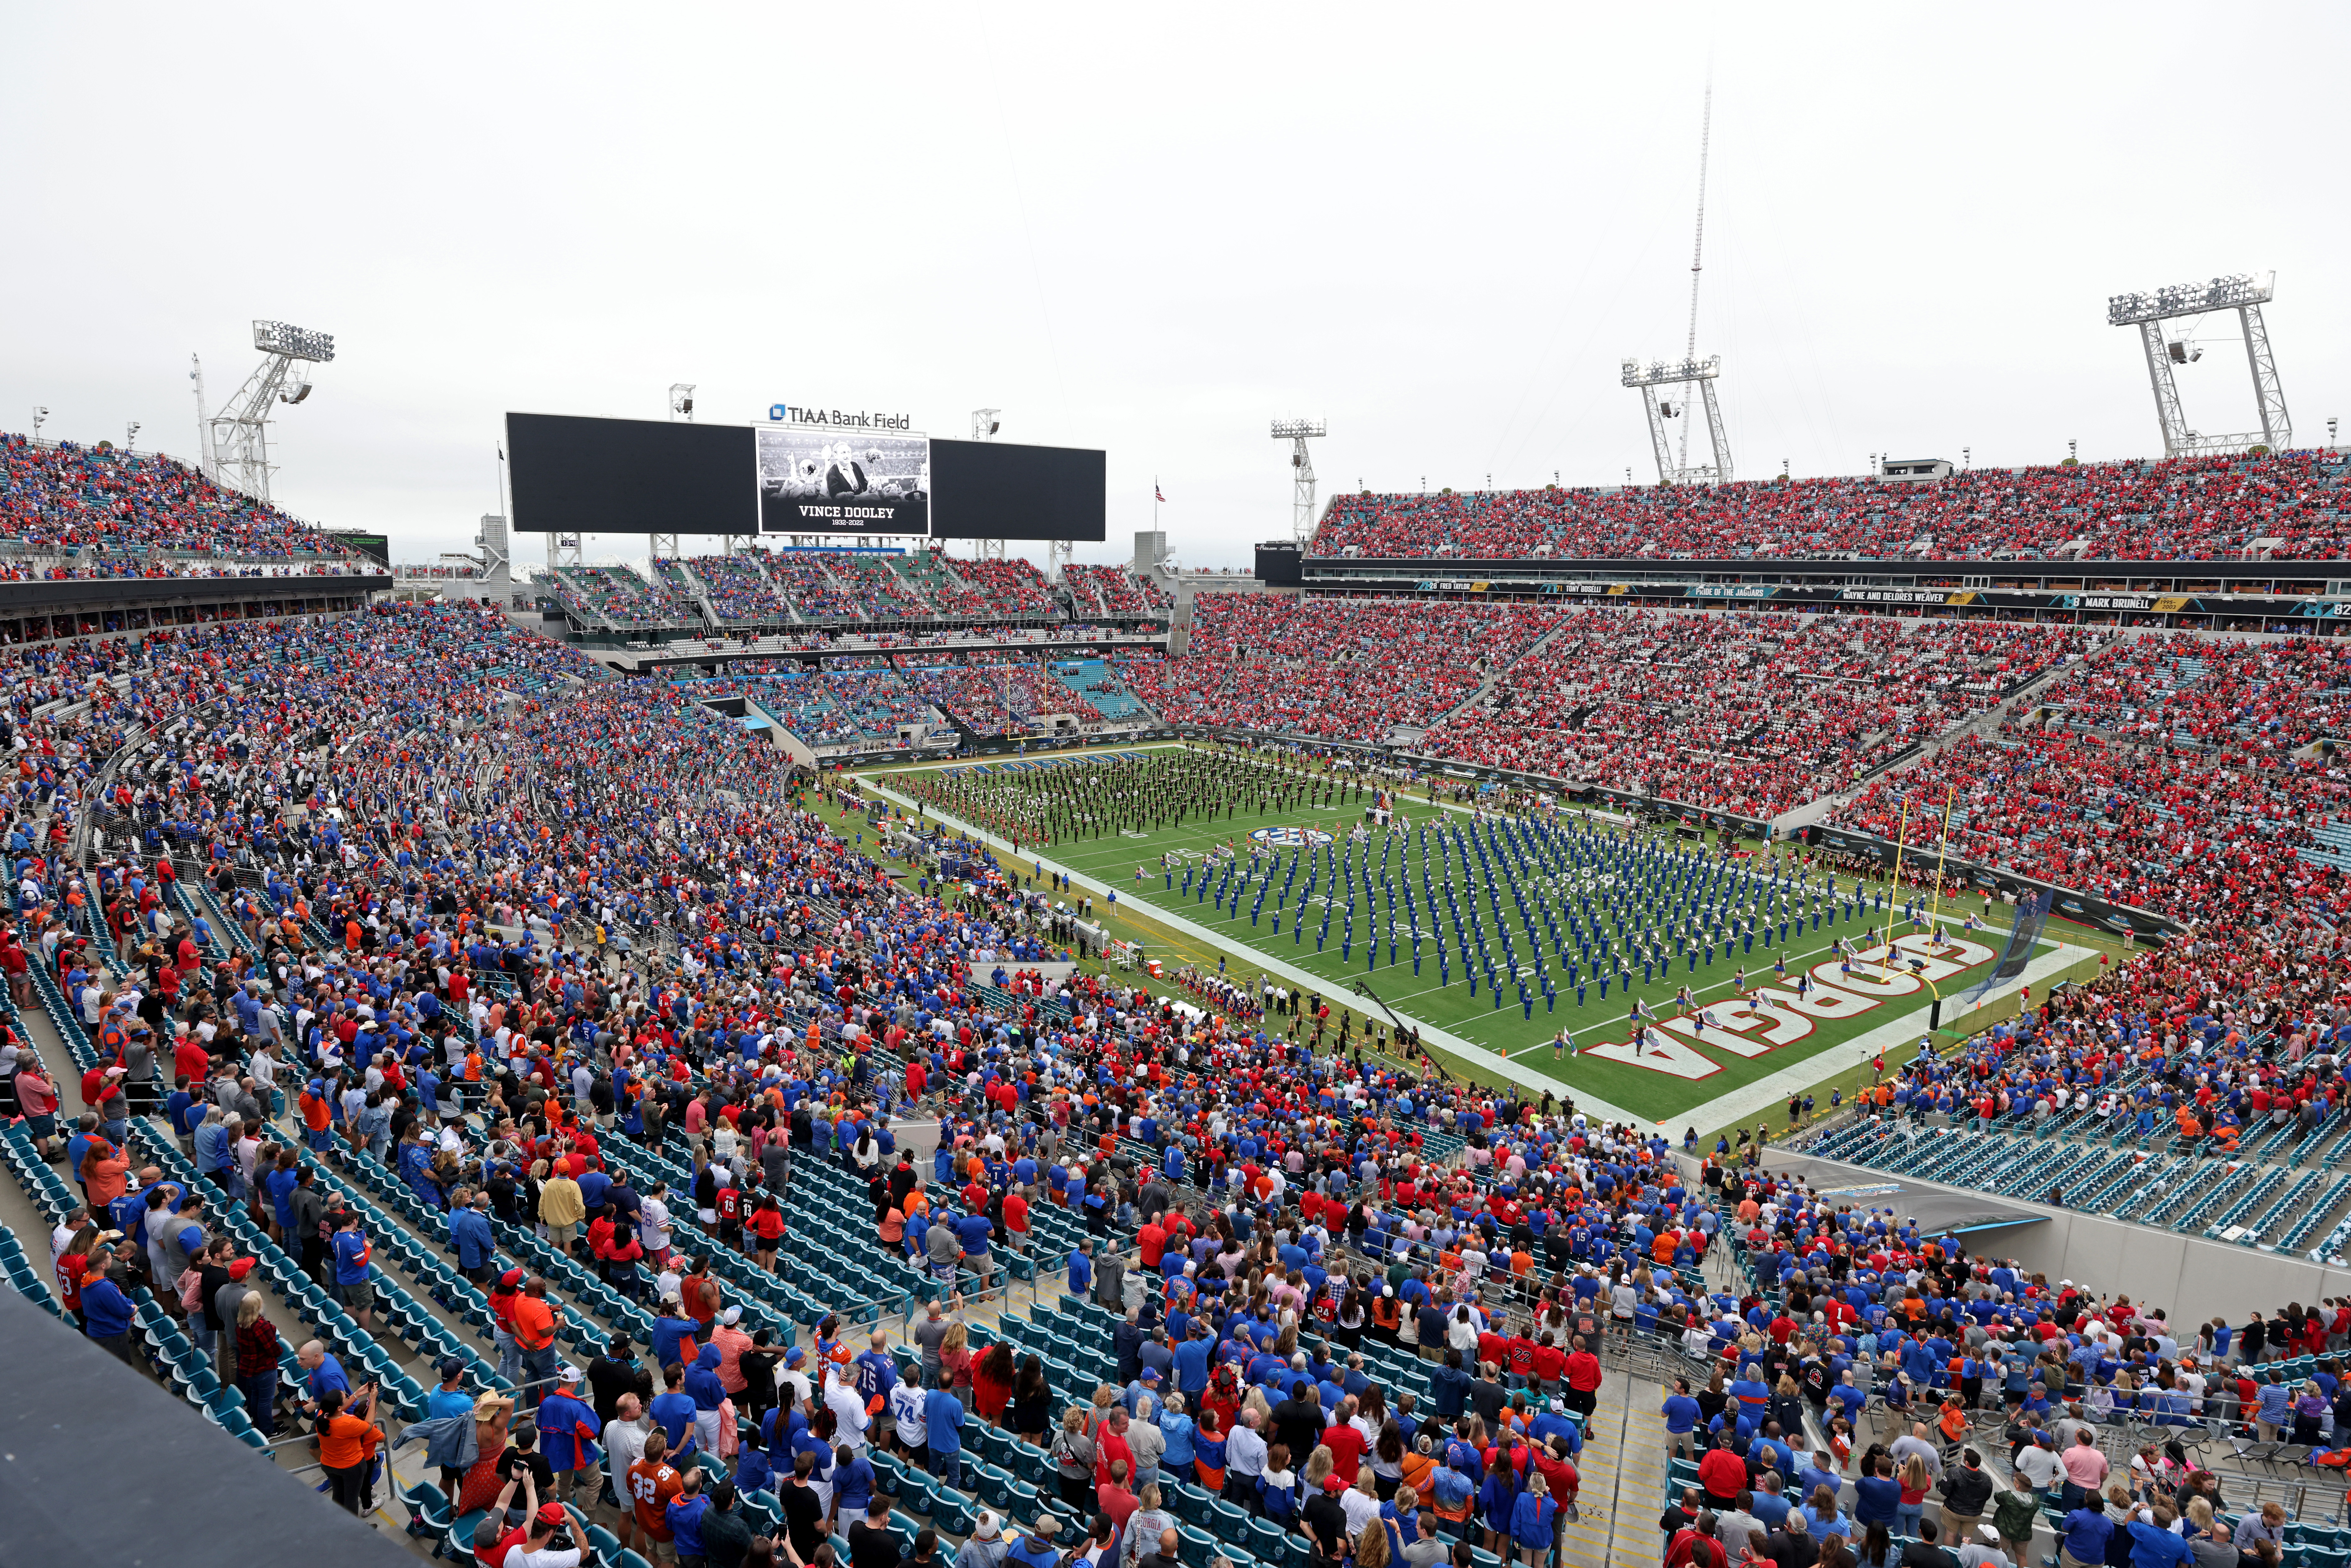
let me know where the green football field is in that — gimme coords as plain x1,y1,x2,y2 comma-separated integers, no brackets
866,744,2052,1124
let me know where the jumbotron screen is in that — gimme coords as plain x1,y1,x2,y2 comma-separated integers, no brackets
755,425,928,536
505,412,1103,542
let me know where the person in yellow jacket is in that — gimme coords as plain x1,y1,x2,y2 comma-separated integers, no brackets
539,1160,585,1252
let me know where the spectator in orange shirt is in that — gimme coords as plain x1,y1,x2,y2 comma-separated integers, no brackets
318,1380,383,1513
511,1278,559,1407
299,1080,335,1152
84,1137,131,1210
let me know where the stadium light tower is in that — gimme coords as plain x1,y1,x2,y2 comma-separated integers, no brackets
207,319,334,503
1623,357,1731,485
645,384,697,560
2108,272,2290,457
970,409,1008,563
1271,419,1325,545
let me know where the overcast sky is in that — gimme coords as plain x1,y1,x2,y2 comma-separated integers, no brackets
6,2,2346,572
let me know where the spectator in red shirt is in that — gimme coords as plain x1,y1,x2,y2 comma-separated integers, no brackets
1321,1399,1368,1480
1562,1334,1604,1420
1697,1436,1748,1510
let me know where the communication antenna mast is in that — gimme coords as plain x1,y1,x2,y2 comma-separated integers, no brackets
207,319,335,503
1678,79,1713,473
1624,79,1732,487
1271,419,1325,545
189,355,211,476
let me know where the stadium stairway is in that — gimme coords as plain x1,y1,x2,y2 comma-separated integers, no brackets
658,557,726,627
1415,616,1582,743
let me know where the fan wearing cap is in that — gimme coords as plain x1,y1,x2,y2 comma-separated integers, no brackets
956,1508,1017,1568
1006,1516,1064,1568
537,1364,604,1503
424,1357,479,1494
492,1500,583,1568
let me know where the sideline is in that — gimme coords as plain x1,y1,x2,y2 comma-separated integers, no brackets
856,766,2092,1132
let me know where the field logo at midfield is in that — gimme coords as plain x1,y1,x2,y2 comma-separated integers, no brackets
1251,826,1335,849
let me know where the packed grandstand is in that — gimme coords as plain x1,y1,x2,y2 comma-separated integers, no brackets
540,550,1167,633
1308,450,2351,562
10,426,2351,1568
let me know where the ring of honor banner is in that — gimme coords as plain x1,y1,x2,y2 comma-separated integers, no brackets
757,426,929,535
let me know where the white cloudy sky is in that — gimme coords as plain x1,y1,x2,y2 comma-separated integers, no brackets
5,2,2345,571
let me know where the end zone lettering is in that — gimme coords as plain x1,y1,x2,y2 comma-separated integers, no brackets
1583,932,2000,1080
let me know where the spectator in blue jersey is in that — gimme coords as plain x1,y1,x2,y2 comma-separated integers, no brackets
685,1344,729,1455
925,1370,968,1487
649,1361,700,1457
1662,1378,1702,1460
665,1467,712,1566
955,1207,995,1292
78,1255,137,1365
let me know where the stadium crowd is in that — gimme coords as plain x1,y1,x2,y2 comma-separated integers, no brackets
687,554,797,623
1419,613,2097,820
1067,566,1174,619
1310,452,2351,562
13,573,2351,1568
549,567,701,629
1122,597,2103,822
1125,598,1565,743
0,434,371,571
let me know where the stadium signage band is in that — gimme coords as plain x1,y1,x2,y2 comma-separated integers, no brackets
767,404,916,430
1322,567,2351,621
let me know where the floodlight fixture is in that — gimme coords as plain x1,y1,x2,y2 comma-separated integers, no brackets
2109,271,2289,456
1621,357,1730,485
1271,420,1325,544
252,320,335,363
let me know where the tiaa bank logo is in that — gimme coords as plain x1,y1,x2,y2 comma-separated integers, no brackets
1252,825,1335,849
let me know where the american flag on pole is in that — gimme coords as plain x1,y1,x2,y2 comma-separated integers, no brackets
1155,484,1167,503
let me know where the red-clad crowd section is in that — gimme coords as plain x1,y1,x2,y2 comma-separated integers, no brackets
1311,451,2351,562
